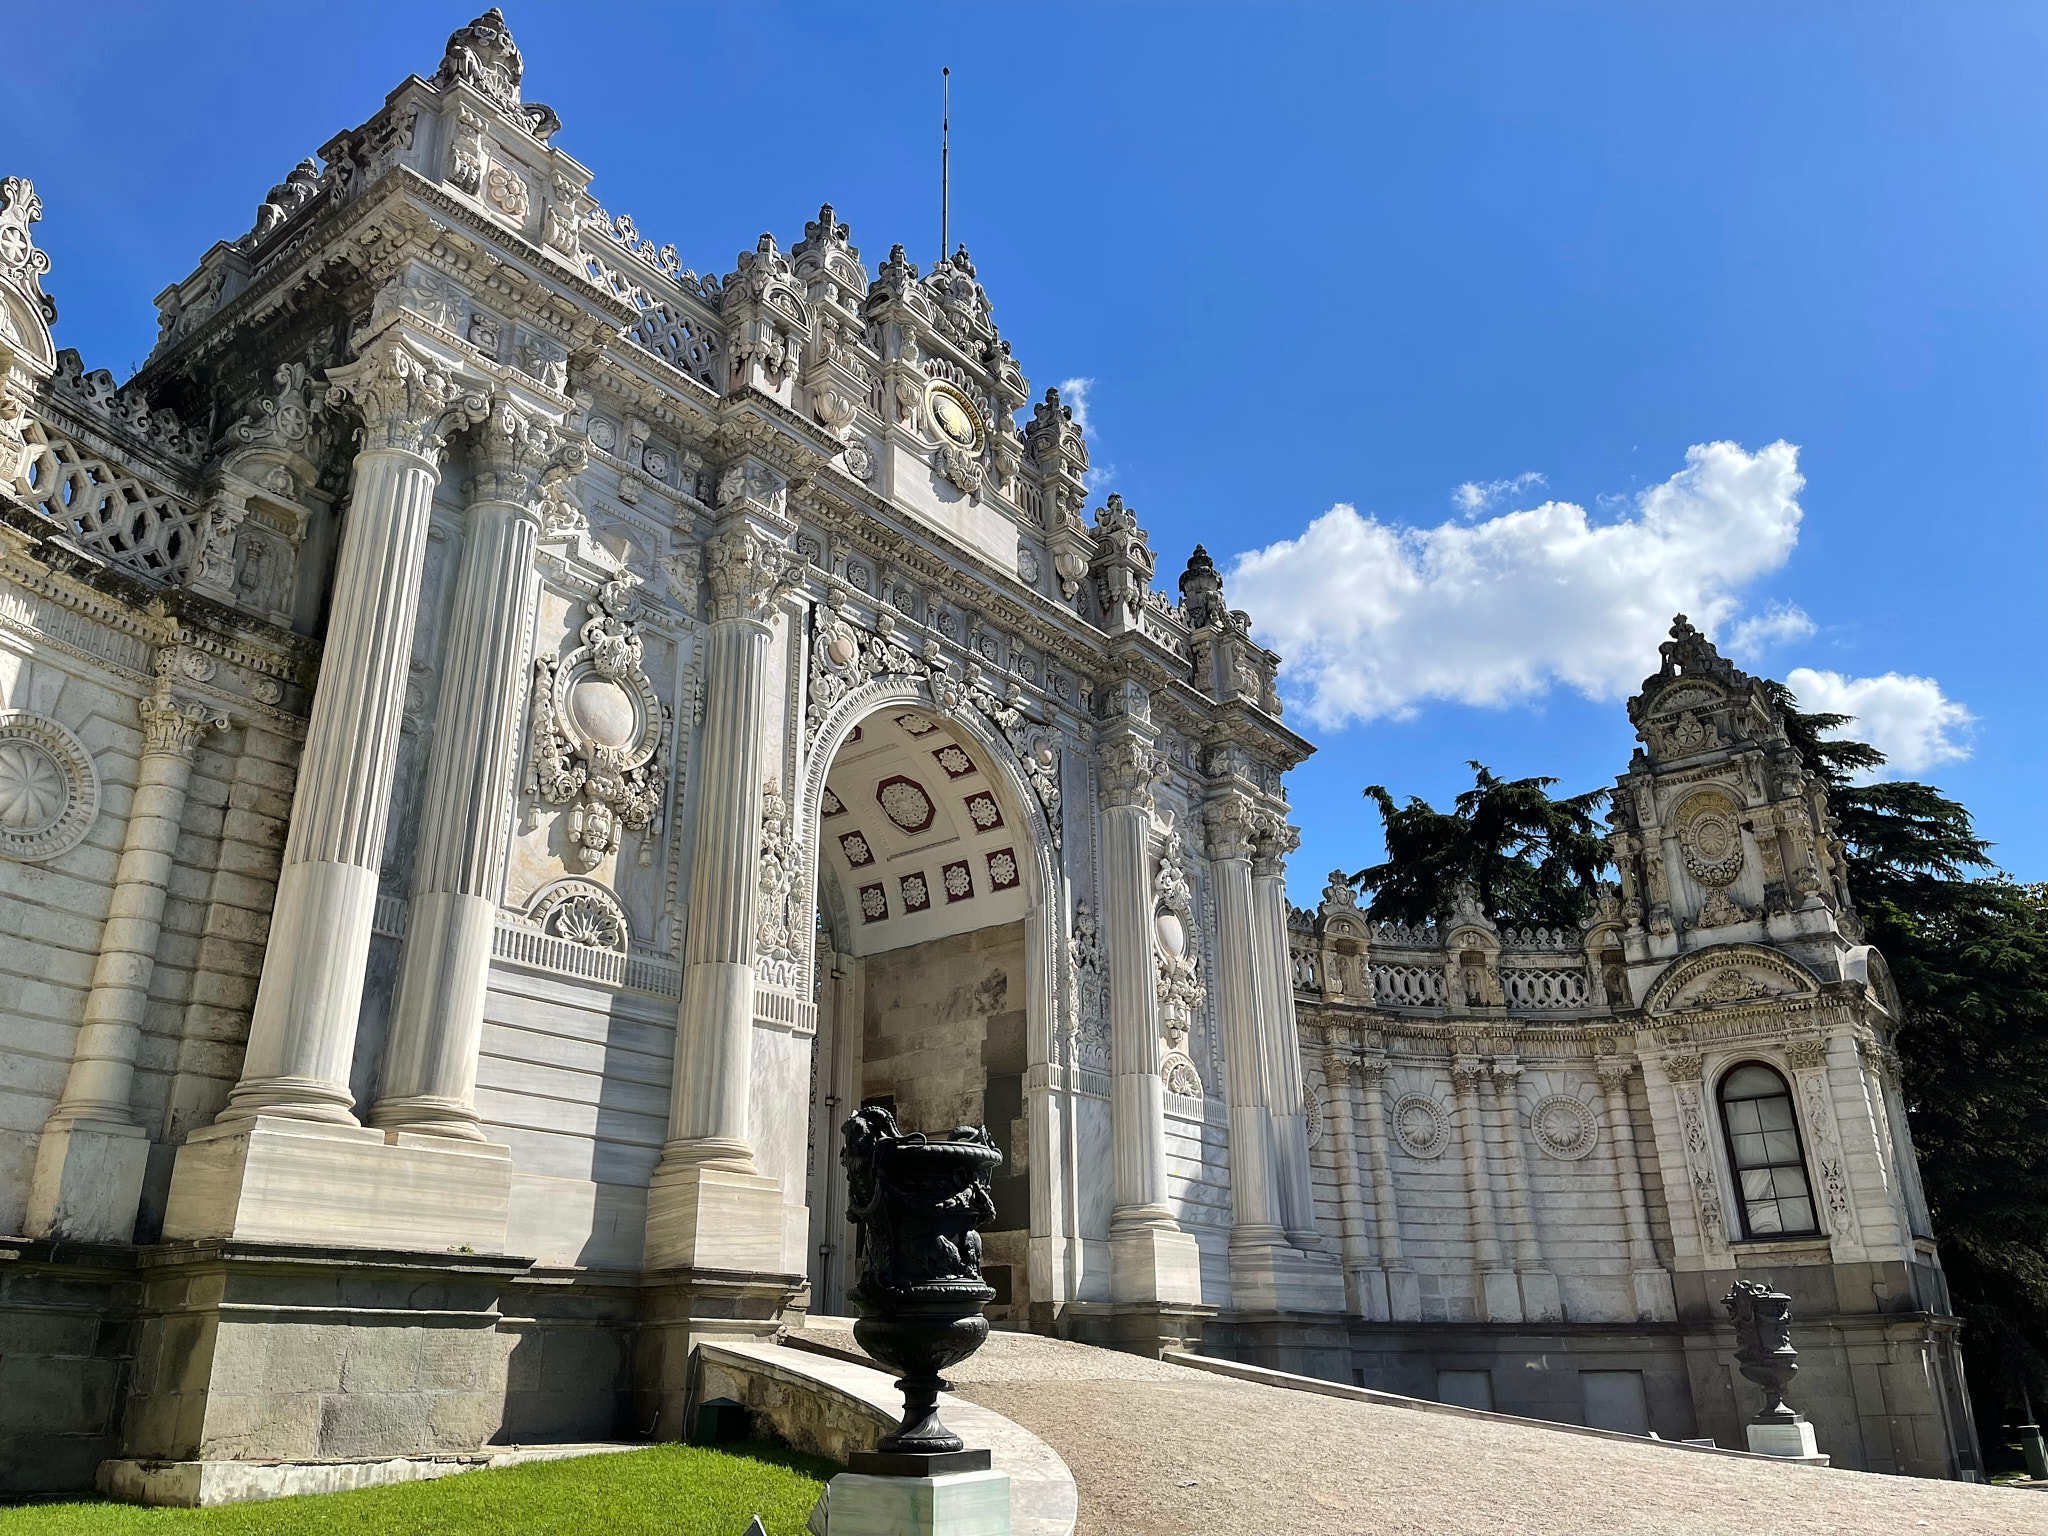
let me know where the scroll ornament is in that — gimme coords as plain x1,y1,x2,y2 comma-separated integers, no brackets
1153,830,1205,1053
527,571,670,870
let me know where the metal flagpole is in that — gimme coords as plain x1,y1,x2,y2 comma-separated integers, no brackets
941,66,950,264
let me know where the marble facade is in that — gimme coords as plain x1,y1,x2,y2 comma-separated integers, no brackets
0,8,1972,1498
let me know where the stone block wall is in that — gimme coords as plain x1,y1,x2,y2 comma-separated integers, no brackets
0,625,303,1245
860,922,1031,1315
0,1241,139,1493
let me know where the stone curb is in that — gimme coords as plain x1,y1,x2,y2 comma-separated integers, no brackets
1162,1352,1831,1465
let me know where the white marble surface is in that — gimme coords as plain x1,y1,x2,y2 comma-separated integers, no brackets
824,1470,1010,1536
161,1114,513,1251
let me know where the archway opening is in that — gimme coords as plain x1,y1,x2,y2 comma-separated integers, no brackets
803,703,1038,1323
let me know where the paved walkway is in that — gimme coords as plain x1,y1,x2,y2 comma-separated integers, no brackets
795,1322,2036,1536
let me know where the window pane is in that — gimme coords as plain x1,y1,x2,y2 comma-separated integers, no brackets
1779,1196,1816,1233
1748,1199,1785,1234
1762,1130,1801,1162
1725,1100,1764,1135
1757,1098,1796,1132
1723,1064,1786,1099
1741,1169,1777,1201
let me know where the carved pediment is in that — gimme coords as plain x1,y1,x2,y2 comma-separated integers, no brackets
1643,944,1820,1017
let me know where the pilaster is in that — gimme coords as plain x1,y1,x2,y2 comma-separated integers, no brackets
1354,1056,1419,1320
1485,1060,1561,1321
1597,1058,1677,1321
27,686,227,1242
1452,1055,1519,1322
1096,716,1201,1307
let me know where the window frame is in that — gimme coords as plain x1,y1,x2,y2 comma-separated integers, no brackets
1715,1058,1822,1241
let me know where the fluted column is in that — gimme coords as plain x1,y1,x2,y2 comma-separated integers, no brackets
646,518,800,1272
1597,1058,1676,1320
373,395,571,1139
1487,1060,1560,1320
1253,815,1321,1248
1098,726,1202,1307
221,331,484,1125
1453,1054,1520,1322
26,687,225,1240
1205,795,1283,1246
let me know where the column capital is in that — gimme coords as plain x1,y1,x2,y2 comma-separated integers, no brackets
1097,733,1166,812
1252,810,1299,878
327,326,489,459
1596,1057,1639,1091
704,523,805,624
1356,1054,1391,1087
465,392,581,506
138,690,229,758
1202,789,1259,863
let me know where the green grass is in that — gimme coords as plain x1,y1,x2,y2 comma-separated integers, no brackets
0,1442,832,1536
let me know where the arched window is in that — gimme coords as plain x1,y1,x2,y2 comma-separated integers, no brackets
1717,1062,1818,1238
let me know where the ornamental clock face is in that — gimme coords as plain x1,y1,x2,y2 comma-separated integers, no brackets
923,380,983,452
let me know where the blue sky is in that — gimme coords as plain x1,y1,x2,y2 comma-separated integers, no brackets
7,3,2041,903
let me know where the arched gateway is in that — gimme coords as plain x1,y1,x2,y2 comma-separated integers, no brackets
0,9,1972,1497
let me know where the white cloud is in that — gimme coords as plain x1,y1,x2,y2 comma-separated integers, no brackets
1783,667,1974,777
1057,376,1095,434
1229,441,1806,729
1727,603,1817,660
1453,470,1547,514
1058,376,1114,490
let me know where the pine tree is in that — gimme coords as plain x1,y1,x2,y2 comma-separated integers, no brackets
1350,762,1611,927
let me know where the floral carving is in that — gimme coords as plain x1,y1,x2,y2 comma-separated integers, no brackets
530,879,629,951
1068,900,1109,1072
1153,831,1204,1052
526,572,670,871
0,711,97,863
757,779,800,964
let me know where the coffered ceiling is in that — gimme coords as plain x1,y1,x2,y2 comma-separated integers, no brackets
818,708,1027,957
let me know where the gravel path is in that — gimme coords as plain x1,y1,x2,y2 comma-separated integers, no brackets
796,1322,2038,1536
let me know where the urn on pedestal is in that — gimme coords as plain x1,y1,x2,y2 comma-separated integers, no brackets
1724,1278,1826,1461
841,1104,1002,1463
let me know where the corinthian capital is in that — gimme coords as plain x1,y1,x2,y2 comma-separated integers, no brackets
1203,790,1258,863
138,692,229,758
327,333,488,459
1252,810,1299,876
704,526,804,624
1097,735,1165,812
467,394,579,506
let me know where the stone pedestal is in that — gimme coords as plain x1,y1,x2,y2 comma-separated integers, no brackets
1747,1416,1825,1462
160,1116,512,1253
1227,1239,1347,1315
644,1164,787,1272
26,1121,149,1245
1109,1220,1203,1306
822,1468,1010,1535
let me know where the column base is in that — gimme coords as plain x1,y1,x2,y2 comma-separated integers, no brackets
1344,1263,1392,1321
161,1115,512,1253
26,1117,149,1243
1060,1300,1217,1358
1632,1267,1678,1321
1108,1219,1204,1306
1387,1265,1423,1322
1229,1239,1346,1315
1479,1267,1525,1323
822,1468,1011,1535
644,1163,786,1273
1518,1269,1564,1322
